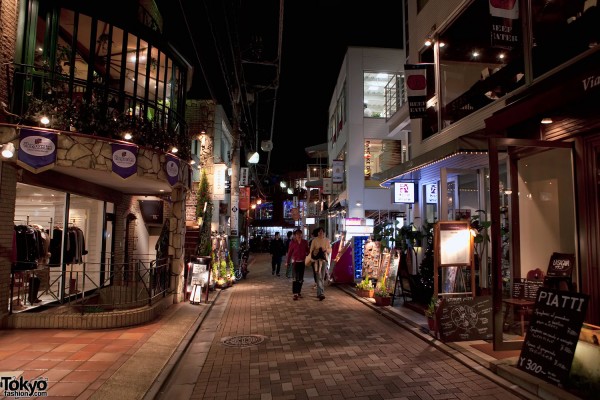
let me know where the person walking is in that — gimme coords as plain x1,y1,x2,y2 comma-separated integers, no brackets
309,227,331,301
286,229,309,300
269,232,286,276
284,231,294,278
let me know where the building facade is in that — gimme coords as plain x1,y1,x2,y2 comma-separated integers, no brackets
0,0,194,328
377,0,600,355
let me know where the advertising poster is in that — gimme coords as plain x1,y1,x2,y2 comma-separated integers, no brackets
17,128,57,173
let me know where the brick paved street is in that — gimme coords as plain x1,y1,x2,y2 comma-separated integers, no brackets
157,253,525,400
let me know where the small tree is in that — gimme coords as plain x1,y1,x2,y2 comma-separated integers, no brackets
196,170,213,257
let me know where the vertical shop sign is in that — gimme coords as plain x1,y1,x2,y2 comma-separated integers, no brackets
17,128,57,173
425,183,438,204
213,163,227,200
489,0,520,50
332,159,344,183
404,64,428,119
111,142,138,179
239,186,250,211
322,177,332,195
239,167,249,186
165,153,180,186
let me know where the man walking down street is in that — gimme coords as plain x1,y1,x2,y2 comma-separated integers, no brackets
286,229,309,300
269,232,286,276
284,230,294,278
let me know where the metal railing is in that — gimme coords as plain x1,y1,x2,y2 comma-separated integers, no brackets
385,73,407,120
8,257,171,315
7,63,190,159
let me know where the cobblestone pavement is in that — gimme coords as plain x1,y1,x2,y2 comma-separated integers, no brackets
157,253,526,400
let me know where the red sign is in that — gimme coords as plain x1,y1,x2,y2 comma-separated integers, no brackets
239,187,250,211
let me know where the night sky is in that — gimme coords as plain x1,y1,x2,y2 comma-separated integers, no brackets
157,0,405,174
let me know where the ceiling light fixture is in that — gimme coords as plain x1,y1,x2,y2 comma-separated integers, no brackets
541,117,553,124
280,181,287,188
1,142,15,158
424,39,432,47
247,151,259,164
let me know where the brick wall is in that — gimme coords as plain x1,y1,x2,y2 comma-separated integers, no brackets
0,0,19,121
0,162,18,325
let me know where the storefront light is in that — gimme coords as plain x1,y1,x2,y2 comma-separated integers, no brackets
40,115,50,125
1,142,15,158
123,132,133,140
171,146,178,153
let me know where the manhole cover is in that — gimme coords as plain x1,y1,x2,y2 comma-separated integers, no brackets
220,335,266,348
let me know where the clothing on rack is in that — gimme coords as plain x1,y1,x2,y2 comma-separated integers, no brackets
13,225,40,271
48,225,87,266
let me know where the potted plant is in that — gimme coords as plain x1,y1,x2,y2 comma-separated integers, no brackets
355,276,374,298
424,296,439,333
374,285,391,306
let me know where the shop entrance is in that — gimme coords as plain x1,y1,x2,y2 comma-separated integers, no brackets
489,138,576,350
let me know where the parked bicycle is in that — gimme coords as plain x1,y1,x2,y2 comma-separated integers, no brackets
235,245,250,280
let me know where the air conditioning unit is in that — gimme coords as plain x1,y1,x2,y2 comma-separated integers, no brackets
261,140,273,151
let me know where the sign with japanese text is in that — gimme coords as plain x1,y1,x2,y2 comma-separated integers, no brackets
239,186,250,211
239,167,249,186
213,163,227,200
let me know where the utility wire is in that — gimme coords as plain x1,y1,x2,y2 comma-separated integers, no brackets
177,0,217,102
265,0,285,176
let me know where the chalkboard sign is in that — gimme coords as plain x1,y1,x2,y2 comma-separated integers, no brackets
437,296,493,342
546,253,575,278
518,288,589,387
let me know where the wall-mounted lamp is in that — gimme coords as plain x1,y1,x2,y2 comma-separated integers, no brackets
355,201,362,207
123,132,133,140
247,151,259,164
1,142,15,158
541,117,553,124
171,146,178,153
280,181,287,188
424,39,432,47
287,188,293,195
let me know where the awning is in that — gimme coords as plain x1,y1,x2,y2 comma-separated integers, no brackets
305,179,323,188
377,132,489,186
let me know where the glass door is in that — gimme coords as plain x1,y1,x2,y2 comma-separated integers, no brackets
489,138,576,350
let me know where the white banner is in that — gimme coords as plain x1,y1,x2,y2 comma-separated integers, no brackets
332,160,344,183
322,177,332,195
239,167,249,186
213,163,227,200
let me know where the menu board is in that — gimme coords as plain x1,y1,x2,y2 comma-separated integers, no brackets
518,288,589,386
437,296,493,342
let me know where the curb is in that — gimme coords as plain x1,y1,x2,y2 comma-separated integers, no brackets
142,289,223,400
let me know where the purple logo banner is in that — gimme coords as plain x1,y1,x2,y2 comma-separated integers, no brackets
165,153,180,186
111,142,138,179
17,128,57,173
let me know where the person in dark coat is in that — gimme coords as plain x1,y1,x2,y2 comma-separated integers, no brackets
269,232,286,276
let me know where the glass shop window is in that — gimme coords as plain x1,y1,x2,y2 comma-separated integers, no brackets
438,0,524,128
531,0,600,78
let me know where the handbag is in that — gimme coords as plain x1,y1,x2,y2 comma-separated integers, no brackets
304,254,312,266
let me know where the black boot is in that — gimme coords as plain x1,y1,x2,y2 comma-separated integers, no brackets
28,276,41,304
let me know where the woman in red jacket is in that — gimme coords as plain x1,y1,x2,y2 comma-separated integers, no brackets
286,229,309,300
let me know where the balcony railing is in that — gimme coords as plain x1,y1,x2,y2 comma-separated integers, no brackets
9,256,171,315
384,73,407,120
8,63,190,159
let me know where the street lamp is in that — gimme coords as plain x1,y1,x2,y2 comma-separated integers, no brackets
247,151,259,164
